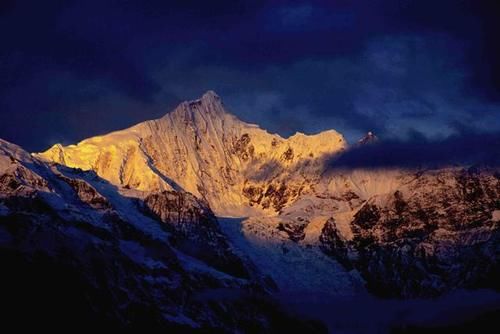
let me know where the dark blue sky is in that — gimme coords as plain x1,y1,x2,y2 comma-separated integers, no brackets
1,0,500,151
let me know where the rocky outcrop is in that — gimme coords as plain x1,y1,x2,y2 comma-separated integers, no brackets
242,181,305,213
277,218,309,243
319,218,352,269
57,173,112,210
142,191,251,279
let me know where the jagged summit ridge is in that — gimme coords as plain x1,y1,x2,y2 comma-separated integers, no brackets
166,90,226,120
36,91,347,215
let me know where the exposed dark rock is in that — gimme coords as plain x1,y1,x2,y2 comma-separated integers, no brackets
233,133,254,161
143,190,251,279
281,147,294,162
277,219,308,242
57,174,112,210
242,183,264,206
0,163,48,194
320,168,500,298
319,218,353,269
242,181,303,213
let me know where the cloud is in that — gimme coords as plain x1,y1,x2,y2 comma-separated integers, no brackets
151,33,500,143
328,130,500,168
266,3,353,32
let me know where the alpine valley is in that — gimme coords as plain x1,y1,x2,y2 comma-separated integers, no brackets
1,91,499,332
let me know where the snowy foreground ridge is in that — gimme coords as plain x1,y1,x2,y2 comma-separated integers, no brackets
1,91,499,331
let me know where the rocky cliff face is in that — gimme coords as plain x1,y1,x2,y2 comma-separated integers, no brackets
142,191,252,279
0,139,325,332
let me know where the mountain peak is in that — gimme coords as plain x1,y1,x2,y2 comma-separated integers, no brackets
201,90,220,101
167,90,226,120
185,90,221,107
36,91,348,215
357,131,378,145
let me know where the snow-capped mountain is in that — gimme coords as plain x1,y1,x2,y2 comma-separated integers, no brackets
34,92,500,300
2,91,499,330
36,91,347,216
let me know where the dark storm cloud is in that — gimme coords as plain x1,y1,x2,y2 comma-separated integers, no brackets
328,130,500,169
0,0,499,152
